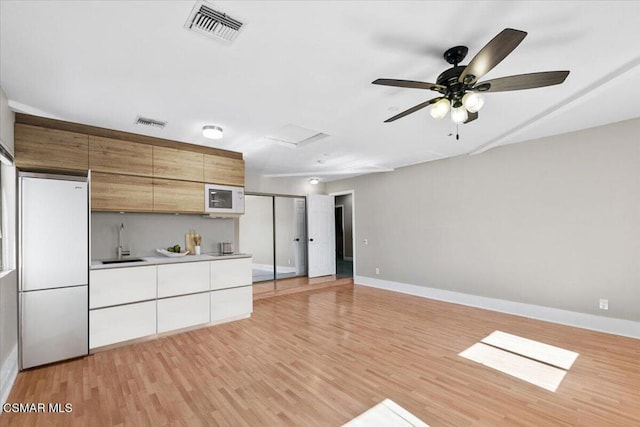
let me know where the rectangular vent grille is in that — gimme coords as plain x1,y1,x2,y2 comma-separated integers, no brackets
185,1,243,42
135,116,166,129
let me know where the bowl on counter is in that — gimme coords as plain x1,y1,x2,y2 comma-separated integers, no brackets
156,249,190,258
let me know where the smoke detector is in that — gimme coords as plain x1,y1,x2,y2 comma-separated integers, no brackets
184,1,244,43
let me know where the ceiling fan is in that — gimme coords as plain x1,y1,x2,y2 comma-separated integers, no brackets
372,28,570,126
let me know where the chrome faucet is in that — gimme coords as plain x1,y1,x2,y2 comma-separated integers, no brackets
117,223,130,259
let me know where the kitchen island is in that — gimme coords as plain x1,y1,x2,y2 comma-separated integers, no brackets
89,254,252,350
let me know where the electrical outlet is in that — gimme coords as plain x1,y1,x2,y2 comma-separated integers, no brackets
599,299,608,310
375,267,380,275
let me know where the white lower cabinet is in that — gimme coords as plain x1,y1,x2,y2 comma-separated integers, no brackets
90,301,156,349
90,265,156,309
210,258,252,290
90,257,253,349
210,286,253,323
158,262,210,298
157,293,210,333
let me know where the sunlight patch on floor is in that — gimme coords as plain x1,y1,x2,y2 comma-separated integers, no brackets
460,331,579,392
481,330,579,370
343,399,429,427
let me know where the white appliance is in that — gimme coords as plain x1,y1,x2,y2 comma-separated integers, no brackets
204,184,244,214
19,173,89,369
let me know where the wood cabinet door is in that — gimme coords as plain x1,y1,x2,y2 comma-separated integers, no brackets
153,178,204,213
153,146,203,182
91,172,153,212
89,136,153,176
204,155,245,186
15,124,89,171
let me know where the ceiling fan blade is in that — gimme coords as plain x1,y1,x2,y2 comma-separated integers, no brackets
458,28,527,85
384,97,443,122
464,111,478,124
475,70,570,92
373,78,444,91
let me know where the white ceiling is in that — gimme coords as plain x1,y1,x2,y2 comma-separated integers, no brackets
2,1,640,182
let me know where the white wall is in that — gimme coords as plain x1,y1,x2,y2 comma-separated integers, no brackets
245,171,326,196
327,118,640,330
0,86,18,404
0,88,14,155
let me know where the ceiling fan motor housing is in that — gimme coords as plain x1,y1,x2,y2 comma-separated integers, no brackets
443,45,468,65
437,65,468,106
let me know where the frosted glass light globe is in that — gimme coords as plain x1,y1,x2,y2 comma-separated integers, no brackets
429,98,451,119
450,106,468,123
462,92,485,113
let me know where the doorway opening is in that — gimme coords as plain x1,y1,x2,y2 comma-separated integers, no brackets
334,193,353,278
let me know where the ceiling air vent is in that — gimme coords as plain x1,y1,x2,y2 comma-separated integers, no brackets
184,1,244,43
135,116,166,129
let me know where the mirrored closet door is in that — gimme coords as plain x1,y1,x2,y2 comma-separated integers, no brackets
239,194,307,283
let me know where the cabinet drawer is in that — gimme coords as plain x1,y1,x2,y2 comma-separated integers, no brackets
157,262,209,298
210,258,252,290
157,293,210,333
90,265,157,309
90,301,156,349
210,286,252,323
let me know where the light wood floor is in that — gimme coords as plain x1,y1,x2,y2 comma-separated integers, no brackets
5,284,640,426
253,275,353,300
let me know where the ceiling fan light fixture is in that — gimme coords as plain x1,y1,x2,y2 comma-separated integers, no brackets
202,125,223,139
429,98,451,119
462,92,485,113
450,106,468,123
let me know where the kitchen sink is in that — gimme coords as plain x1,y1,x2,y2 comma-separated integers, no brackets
101,258,146,265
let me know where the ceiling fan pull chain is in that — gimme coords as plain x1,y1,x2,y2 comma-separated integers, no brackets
456,123,460,140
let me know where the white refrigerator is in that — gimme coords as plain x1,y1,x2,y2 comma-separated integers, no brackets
19,173,89,369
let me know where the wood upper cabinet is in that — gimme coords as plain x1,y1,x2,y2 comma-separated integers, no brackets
91,172,153,212
15,124,89,171
89,136,153,176
204,154,245,187
153,178,204,213
153,146,203,182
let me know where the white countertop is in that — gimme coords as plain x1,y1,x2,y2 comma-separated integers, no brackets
91,253,251,270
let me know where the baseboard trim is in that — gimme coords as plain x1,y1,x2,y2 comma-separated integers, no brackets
355,275,640,339
252,263,297,274
0,344,18,404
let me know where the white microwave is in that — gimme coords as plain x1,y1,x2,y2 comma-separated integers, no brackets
204,184,244,214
